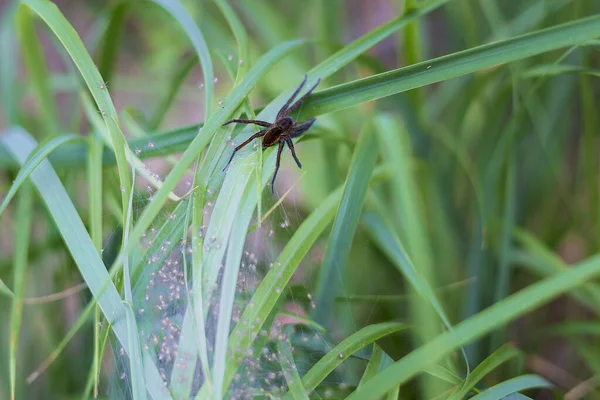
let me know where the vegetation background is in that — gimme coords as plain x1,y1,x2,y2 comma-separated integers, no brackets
0,0,600,399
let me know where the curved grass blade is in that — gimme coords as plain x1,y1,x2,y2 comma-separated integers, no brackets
309,0,453,79
122,168,146,399
287,322,409,397
9,183,33,400
278,327,309,400
362,212,453,330
0,134,80,218
358,344,385,388
0,123,202,170
20,0,131,210
1,127,169,399
469,375,553,400
513,228,600,314
80,91,181,201
449,344,522,399
151,0,213,118
301,14,600,118
345,251,600,399
312,121,378,325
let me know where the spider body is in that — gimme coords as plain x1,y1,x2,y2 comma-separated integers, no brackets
262,117,294,147
222,75,320,193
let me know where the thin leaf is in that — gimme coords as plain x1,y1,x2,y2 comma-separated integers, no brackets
449,344,522,399
346,251,600,399
313,121,379,325
0,134,80,218
278,327,309,400
9,182,33,400
301,14,600,118
469,375,553,400
294,322,409,395
1,127,169,399
151,0,213,118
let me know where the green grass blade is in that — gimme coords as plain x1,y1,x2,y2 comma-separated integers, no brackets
309,0,453,79
469,375,553,400
312,121,378,326
21,0,131,211
152,0,213,118
358,344,385,388
86,129,103,397
9,182,33,400
449,344,522,399
215,0,249,81
212,181,255,400
513,228,600,313
122,170,146,399
0,123,202,170
212,185,343,397
278,327,309,400
346,251,600,399
80,91,181,201
301,14,600,118
362,212,453,329
0,127,169,399
291,322,409,396
0,134,80,218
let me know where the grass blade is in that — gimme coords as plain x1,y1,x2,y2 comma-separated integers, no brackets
469,374,553,400
1,127,169,399
449,344,522,399
291,322,408,396
312,121,378,326
346,251,600,399
0,134,80,218
151,0,213,118
278,327,309,400
20,0,131,211
301,14,600,118
9,182,33,400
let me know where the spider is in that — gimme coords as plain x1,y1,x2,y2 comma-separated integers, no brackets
222,75,321,193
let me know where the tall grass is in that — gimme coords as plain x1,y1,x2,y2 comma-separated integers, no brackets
1,0,600,399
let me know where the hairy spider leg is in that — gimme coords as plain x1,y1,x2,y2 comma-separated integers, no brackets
283,78,321,117
271,141,285,193
284,137,302,168
223,119,271,128
276,74,308,120
289,118,316,138
223,130,267,171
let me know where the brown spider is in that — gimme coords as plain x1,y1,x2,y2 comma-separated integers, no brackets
222,75,321,193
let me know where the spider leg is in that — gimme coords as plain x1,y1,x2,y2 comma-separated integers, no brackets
223,119,271,128
282,78,321,117
271,141,285,194
284,137,302,169
223,130,267,171
289,118,316,138
276,74,308,120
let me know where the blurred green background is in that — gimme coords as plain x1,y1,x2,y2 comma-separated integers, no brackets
1,0,600,399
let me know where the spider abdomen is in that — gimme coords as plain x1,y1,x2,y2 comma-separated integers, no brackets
262,117,295,148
